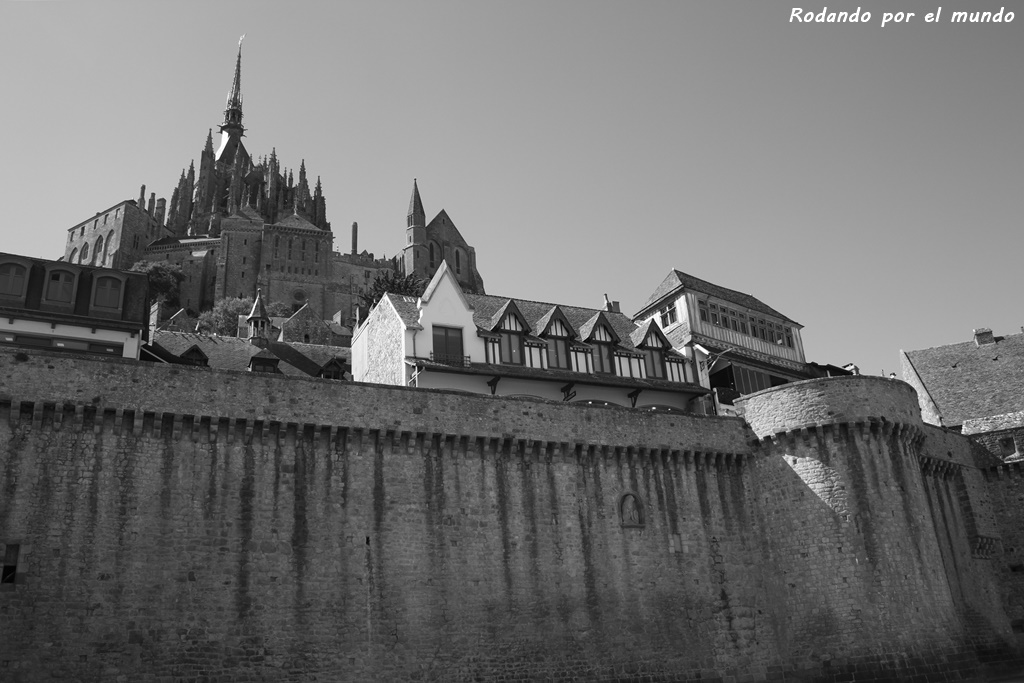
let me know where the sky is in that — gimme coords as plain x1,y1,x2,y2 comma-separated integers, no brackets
0,0,1020,376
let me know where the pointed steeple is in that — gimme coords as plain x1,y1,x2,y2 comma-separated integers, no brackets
221,35,245,134
247,288,270,344
204,129,214,154
407,179,425,228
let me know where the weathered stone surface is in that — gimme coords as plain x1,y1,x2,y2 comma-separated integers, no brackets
0,351,1019,681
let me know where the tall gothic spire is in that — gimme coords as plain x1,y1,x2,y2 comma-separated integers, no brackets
407,178,425,228
221,36,245,135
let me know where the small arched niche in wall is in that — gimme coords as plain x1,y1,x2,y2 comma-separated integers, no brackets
620,492,645,528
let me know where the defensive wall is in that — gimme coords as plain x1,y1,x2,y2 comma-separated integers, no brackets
0,351,1020,681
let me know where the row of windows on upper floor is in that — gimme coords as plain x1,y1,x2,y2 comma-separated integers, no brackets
658,299,795,349
431,320,689,383
68,208,121,240
273,236,322,263
0,262,126,312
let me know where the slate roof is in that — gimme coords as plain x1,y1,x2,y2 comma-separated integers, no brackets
903,332,1024,428
463,293,651,354
275,213,319,230
638,270,798,325
149,331,349,378
383,294,422,329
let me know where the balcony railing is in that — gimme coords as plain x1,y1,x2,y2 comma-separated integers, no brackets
430,352,471,367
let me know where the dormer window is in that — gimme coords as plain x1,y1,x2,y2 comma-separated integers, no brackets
545,318,571,369
637,327,669,379
0,262,27,298
93,276,123,310
46,270,75,303
180,346,209,367
320,359,346,380
590,324,616,374
642,347,665,379
498,313,525,365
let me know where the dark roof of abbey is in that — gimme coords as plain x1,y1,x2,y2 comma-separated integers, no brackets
637,269,798,325
146,330,349,378
903,331,1024,427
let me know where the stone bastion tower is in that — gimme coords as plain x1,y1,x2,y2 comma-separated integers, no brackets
739,375,1011,676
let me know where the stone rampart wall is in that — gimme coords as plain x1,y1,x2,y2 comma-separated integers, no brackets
0,350,1019,681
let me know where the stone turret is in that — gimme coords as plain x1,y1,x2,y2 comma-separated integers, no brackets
740,376,962,660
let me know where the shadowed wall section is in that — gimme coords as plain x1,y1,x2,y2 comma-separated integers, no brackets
0,353,1018,681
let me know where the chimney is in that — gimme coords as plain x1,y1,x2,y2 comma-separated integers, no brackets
147,192,156,217
351,221,358,255
974,328,995,346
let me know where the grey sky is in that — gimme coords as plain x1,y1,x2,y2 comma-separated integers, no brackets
0,0,1019,375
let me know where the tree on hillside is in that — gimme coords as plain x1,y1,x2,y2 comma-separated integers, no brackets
266,301,294,318
131,261,185,309
197,297,252,336
357,270,425,319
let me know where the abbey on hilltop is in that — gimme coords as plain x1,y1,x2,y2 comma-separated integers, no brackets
60,40,485,324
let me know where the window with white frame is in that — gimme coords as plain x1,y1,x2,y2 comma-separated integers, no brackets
544,318,571,369
498,313,525,365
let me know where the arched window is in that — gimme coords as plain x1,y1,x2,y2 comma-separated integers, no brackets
93,236,103,266
80,242,90,264
46,270,75,303
104,231,114,266
0,263,27,297
301,239,307,261
69,248,78,264
288,238,293,260
429,243,436,268
274,235,280,259
93,276,122,309
455,249,462,274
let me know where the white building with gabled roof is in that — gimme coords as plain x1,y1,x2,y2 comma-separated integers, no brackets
352,261,708,413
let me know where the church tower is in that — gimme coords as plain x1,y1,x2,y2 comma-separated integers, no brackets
402,179,426,277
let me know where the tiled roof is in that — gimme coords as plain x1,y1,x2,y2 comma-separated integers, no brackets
630,319,661,348
275,213,319,230
577,311,621,343
904,332,1024,427
464,293,645,354
150,331,349,378
638,270,797,324
383,294,422,329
